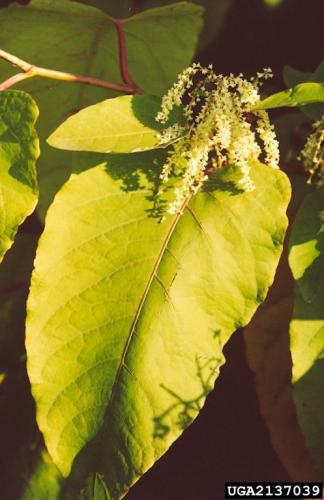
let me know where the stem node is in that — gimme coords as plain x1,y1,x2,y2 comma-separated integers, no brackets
0,48,140,94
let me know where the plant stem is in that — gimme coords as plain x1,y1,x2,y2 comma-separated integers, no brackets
0,72,35,90
113,20,140,91
0,48,139,93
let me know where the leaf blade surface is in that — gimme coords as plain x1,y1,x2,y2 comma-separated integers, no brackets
47,95,182,153
0,90,39,263
283,60,324,119
255,82,324,111
289,187,324,477
26,162,290,497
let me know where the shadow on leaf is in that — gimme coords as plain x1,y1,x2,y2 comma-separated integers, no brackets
72,148,172,219
153,354,223,439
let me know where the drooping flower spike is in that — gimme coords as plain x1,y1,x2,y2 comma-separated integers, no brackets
298,115,324,184
156,64,279,214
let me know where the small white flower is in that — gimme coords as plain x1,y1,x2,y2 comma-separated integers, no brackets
156,64,280,214
298,115,324,183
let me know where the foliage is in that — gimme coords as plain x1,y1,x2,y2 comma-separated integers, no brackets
289,186,324,476
26,162,289,496
255,82,324,110
283,61,324,119
0,0,323,499
0,0,203,220
0,90,38,263
47,95,183,153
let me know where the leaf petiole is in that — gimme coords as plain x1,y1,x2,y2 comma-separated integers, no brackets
0,48,139,94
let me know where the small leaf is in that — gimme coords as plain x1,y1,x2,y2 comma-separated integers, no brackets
284,67,312,88
283,60,324,119
3,437,63,500
284,61,324,89
26,160,290,497
47,95,183,153
79,474,109,500
255,82,324,110
21,449,63,500
289,187,324,477
0,90,39,264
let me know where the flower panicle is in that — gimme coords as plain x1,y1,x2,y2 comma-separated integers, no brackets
156,64,279,215
298,115,324,184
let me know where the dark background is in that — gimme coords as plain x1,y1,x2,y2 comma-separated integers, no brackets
0,0,323,498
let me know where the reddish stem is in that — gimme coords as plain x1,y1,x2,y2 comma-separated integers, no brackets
114,20,141,92
0,48,139,94
0,72,35,91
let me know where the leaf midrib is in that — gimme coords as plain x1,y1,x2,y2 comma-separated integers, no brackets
105,196,190,415
58,129,158,140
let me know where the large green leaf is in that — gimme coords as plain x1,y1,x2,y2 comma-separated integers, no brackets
48,95,183,153
0,90,39,264
283,60,324,119
26,159,290,497
79,0,231,50
255,82,324,111
139,0,231,49
289,186,324,477
243,176,317,482
77,0,134,17
0,0,203,219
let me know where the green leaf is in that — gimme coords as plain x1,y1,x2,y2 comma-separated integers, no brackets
289,187,324,477
79,0,230,50
284,67,312,88
77,0,134,17
79,473,110,500
139,0,231,50
243,176,317,482
0,0,203,219
255,82,324,111
289,286,324,478
289,186,324,303
3,435,63,500
283,60,324,119
47,95,183,153
26,159,290,497
21,449,63,500
0,90,39,264
284,61,324,87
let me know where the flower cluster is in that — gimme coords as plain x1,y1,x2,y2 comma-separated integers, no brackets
156,64,279,214
298,115,324,184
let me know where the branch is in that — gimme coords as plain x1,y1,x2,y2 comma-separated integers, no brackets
0,48,139,93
